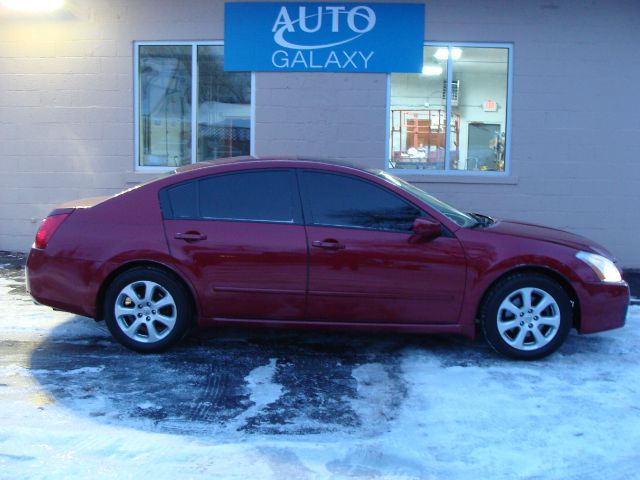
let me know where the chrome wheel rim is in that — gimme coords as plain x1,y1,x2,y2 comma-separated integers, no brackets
114,281,177,343
496,287,561,351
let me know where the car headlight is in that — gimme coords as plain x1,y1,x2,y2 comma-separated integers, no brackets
576,251,622,283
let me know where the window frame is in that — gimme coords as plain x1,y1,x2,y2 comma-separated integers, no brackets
385,42,513,178
133,40,255,173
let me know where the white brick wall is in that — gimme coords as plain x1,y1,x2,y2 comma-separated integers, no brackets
255,72,387,161
0,0,639,266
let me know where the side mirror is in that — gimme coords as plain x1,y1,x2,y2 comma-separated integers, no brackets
411,217,442,242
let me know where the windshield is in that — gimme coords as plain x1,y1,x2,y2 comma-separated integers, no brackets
373,170,479,228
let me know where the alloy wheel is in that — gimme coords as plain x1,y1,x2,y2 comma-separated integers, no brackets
496,287,561,351
114,280,177,343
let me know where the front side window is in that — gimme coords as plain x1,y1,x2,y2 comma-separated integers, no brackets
136,43,251,169
301,171,422,232
375,170,478,228
389,44,511,175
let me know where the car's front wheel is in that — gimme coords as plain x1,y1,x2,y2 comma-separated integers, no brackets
103,267,191,353
481,273,573,360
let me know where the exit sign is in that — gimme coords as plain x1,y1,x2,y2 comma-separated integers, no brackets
483,100,498,112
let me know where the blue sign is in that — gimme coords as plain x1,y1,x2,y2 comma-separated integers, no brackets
224,3,425,73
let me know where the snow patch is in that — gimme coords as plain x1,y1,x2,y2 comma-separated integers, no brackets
0,278,107,341
229,358,283,430
326,444,430,479
246,358,283,408
349,363,398,431
0,364,31,377
57,366,106,376
2,365,106,377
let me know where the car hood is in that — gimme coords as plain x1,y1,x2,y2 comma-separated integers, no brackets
484,219,615,259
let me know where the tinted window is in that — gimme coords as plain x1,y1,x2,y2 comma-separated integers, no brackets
199,170,297,222
301,171,422,232
166,181,198,219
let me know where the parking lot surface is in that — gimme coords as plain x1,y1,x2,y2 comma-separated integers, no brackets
1,253,639,479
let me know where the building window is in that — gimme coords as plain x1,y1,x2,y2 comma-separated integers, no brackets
389,44,512,175
135,42,251,170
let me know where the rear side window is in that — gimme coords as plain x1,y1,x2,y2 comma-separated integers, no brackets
300,171,422,232
163,169,300,223
166,182,198,219
199,170,297,222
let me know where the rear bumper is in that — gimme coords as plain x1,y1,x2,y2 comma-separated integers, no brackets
576,281,630,334
26,249,99,318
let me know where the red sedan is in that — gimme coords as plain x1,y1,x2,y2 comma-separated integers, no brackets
26,158,629,359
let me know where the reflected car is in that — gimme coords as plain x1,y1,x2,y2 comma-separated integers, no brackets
26,158,630,359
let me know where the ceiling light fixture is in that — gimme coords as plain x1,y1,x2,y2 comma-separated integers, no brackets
434,47,462,61
1,0,64,12
422,65,443,76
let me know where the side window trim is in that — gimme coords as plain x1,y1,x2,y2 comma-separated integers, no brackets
159,188,172,219
297,169,427,234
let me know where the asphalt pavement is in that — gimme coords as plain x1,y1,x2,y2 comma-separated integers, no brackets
2,249,638,437
1,251,640,478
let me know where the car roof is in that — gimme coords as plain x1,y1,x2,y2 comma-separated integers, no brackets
174,156,372,174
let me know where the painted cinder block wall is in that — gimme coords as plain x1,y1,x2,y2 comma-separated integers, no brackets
0,0,639,266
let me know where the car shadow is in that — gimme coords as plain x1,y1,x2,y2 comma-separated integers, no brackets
28,315,510,437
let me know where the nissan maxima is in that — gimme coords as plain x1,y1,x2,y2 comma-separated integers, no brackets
26,158,630,359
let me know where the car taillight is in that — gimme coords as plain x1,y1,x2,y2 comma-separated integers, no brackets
34,213,71,249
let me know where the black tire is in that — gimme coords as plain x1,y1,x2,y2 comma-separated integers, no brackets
480,273,572,360
103,267,191,353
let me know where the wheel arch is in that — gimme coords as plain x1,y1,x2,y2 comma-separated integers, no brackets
475,265,581,330
95,260,199,325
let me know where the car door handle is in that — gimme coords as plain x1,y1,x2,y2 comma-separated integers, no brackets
312,239,345,250
174,231,207,242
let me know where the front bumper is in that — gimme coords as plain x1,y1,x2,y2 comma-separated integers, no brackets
576,280,630,334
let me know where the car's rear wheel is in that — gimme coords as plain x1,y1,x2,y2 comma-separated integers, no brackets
104,267,191,353
481,273,572,360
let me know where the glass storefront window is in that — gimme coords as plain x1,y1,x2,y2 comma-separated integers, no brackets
136,43,252,170
138,45,192,167
197,46,251,161
452,47,509,172
390,46,448,171
389,44,511,175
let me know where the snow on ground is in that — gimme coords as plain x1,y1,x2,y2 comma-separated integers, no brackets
1,269,639,479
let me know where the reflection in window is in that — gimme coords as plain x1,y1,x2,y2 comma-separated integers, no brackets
139,46,192,167
302,171,422,232
389,45,510,174
136,44,252,169
197,46,251,161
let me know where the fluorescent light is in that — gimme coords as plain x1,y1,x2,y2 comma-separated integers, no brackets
422,65,443,76
434,47,462,60
1,0,64,12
